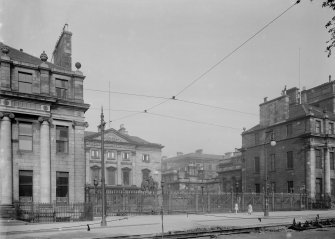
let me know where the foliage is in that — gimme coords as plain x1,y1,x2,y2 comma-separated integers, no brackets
320,0,335,57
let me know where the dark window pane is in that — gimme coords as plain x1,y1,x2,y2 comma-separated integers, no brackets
56,172,69,198
19,170,33,197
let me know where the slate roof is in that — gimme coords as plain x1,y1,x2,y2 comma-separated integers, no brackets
84,128,164,149
164,153,223,162
0,42,68,71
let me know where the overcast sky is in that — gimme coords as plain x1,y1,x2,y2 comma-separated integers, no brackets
1,0,334,157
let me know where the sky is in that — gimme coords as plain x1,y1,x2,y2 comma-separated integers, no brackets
0,0,334,157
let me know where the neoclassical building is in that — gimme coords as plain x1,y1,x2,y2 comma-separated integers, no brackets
0,25,89,217
85,125,164,188
242,80,335,200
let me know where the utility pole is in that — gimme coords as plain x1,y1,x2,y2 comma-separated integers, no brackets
100,107,107,226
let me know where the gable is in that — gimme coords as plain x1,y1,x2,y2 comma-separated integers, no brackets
91,131,129,143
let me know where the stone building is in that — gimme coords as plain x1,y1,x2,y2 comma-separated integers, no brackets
85,124,164,188
217,151,242,193
0,25,89,215
162,150,222,192
242,79,335,200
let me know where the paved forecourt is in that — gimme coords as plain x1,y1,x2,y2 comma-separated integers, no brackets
1,210,335,239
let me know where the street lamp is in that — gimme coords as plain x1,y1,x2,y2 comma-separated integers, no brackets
264,132,276,217
99,107,107,226
94,177,99,203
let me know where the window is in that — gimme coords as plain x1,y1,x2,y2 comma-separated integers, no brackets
271,182,276,193
107,151,115,160
19,170,33,199
330,152,335,170
122,168,130,186
142,169,150,180
19,122,33,151
18,72,33,94
56,126,68,153
316,178,322,198
142,154,150,163
255,184,260,193
254,157,260,173
91,167,100,184
122,152,130,160
286,124,293,137
331,179,335,196
316,149,322,169
329,122,334,134
91,149,100,159
315,120,322,134
254,133,259,145
287,151,294,169
270,154,276,171
56,172,69,199
55,79,68,99
107,167,116,185
287,181,294,193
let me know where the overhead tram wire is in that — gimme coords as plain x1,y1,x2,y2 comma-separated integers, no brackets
107,0,301,126
145,112,241,131
174,0,301,97
84,88,170,100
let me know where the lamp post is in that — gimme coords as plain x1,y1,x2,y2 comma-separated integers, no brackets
94,177,99,203
161,180,165,239
99,107,107,226
264,132,276,217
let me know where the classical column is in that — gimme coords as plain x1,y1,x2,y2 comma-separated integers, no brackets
0,113,14,205
39,118,51,203
117,155,122,185
306,146,316,199
324,147,331,196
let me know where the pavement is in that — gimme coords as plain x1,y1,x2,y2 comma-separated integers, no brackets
1,209,335,239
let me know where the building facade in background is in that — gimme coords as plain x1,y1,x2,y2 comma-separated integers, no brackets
0,25,89,211
242,80,335,200
162,150,221,192
217,151,242,193
85,124,164,189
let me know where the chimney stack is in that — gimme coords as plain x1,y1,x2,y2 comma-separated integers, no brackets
52,24,72,70
118,124,128,134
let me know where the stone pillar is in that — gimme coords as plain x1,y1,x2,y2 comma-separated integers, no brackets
39,118,51,203
324,147,331,196
306,146,316,200
0,114,13,205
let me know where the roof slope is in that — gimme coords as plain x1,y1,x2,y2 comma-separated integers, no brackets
0,42,68,71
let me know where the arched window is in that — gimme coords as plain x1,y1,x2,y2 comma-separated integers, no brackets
122,168,131,186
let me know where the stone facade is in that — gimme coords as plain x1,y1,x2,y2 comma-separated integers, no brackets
0,26,89,207
162,150,222,192
85,125,164,189
242,81,335,199
217,151,242,193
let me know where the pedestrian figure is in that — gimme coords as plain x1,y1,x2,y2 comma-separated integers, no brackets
234,203,239,214
248,204,253,215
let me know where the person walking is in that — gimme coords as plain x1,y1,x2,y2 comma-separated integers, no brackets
234,203,239,214
248,204,253,215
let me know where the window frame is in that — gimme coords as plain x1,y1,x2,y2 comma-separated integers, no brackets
287,181,294,193
55,78,68,99
270,154,276,172
142,154,150,163
56,125,69,154
106,150,116,160
122,152,130,160
254,157,260,174
329,122,334,134
286,124,293,137
315,149,322,169
91,149,100,159
18,71,33,94
18,122,33,151
315,120,322,134
19,170,33,200
286,151,294,169
56,171,69,201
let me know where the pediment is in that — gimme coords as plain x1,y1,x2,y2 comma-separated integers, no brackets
91,131,129,143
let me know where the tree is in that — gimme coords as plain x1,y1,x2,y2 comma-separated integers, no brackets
320,0,335,57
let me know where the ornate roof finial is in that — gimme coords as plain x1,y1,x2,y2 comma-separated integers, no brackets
40,51,48,62
1,45,9,55
75,62,81,70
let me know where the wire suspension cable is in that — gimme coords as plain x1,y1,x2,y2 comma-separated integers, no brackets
174,1,300,97
84,88,169,100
